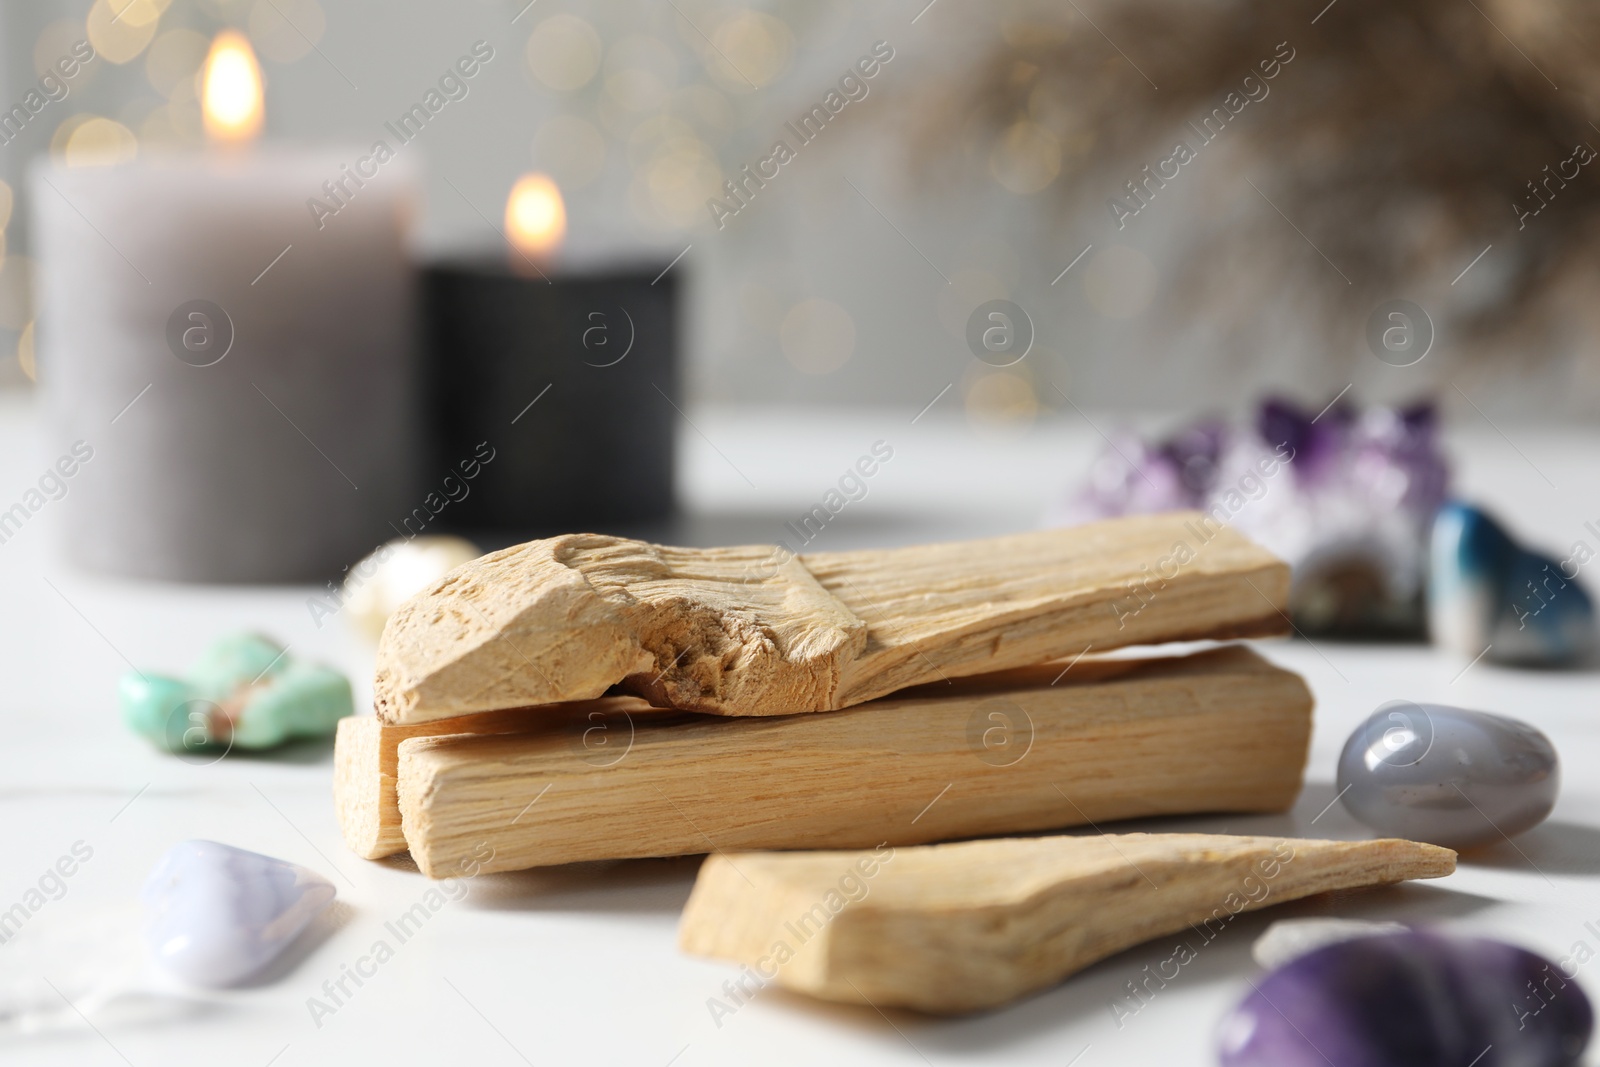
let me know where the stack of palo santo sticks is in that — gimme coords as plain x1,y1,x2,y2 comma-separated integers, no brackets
333,511,1456,1012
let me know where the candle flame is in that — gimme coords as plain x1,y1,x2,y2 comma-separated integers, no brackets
202,31,264,144
505,173,566,259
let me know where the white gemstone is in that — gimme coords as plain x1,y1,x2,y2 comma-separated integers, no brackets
1252,918,1408,970
142,840,335,987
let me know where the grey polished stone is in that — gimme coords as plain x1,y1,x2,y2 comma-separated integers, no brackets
1336,702,1559,850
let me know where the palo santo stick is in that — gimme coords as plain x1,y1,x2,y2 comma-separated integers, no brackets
394,646,1312,878
375,511,1288,724
333,697,655,859
679,833,1456,1014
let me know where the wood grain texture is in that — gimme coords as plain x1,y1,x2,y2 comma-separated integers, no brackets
679,833,1456,1014
332,699,651,859
374,512,1289,724
394,646,1312,877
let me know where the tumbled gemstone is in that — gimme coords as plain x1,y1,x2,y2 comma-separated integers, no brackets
340,535,482,640
142,840,335,987
1431,501,1596,665
1049,397,1449,638
1252,917,1409,970
120,633,352,754
1337,702,1558,851
1218,931,1591,1067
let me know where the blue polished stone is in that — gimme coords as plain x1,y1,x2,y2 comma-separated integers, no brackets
1218,931,1591,1067
142,840,335,987
1430,501,1595,665
1337,702,1558,850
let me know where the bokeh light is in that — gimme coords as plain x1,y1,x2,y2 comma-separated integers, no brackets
646,143,721,225
63,116,139,167
989,120,1061,195
964,368,1039,430
605,36,679,113
706,10,792,90
107,0,172,29
16,321,34,382
87,0,160,64
526,15,603,92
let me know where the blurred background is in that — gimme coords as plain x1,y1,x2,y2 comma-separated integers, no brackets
4,5,1600,1063
2,0,1597,417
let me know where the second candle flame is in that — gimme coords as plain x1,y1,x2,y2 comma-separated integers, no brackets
505,173,566,260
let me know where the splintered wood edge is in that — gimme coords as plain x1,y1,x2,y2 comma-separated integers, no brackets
374,514,1294,725
372,535,865,724
372,538,649,724
678,834,1455,1014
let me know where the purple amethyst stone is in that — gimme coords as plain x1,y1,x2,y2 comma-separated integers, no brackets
1218,932,1591,1067
1048,396,1450,637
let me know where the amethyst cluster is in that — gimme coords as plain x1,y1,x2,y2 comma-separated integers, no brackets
1218,931,1592,1066
1050,397,1449,635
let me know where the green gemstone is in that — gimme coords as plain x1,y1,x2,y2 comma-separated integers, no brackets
188,633,288,698
230,665,354,748
119,633,353,753
119,673,199,747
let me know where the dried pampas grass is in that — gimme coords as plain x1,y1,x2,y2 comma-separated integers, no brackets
915,0,1600,356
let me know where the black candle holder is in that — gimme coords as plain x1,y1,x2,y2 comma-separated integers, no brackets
420,260,678,536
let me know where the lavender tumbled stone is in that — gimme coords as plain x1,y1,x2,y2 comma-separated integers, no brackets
142,840,335,987
1218,932,1591,1067
1337,702,1559,850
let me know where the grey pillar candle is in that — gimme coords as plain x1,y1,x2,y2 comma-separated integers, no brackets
31,151,419,582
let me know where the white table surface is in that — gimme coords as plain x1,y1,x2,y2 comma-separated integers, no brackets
3,392,1599,1067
